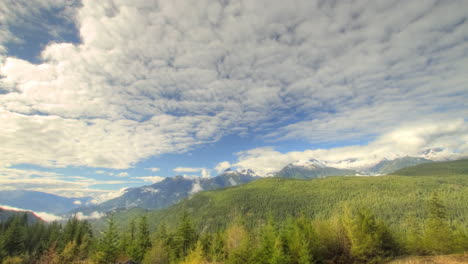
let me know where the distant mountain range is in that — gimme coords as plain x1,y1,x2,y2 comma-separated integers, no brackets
73,156,434,215
0,155,451,217
0,190,92,215
102,158,468,232
275,159,357,179
72,169,259,214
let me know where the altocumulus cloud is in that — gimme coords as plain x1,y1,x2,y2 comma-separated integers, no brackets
0,0,467,170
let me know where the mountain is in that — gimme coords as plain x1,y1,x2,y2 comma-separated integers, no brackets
0,207,43,224
75,169,259,214
101,158,468,232
275,159,357,179
393,158,468,176
0,190,92,215
366,156,432,175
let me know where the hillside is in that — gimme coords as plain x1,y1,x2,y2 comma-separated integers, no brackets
0,208,42,224
97,159,468,232
142,175,467,231
393,158,468,176
366,156,432,175
0,190,92,215
75,170,258,214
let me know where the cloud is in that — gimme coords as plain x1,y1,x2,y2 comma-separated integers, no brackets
115,172,129,177
134,176,165,184
234,119,468,175
0,204,64,222
173,167,203,173
0,167,135,200
146,167,160,172
75,211,105,220
215,161,231,173
201,169,211,178
173,167,212,178
0,0,467,170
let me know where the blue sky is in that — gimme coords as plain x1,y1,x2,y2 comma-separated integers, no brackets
0,0,467,201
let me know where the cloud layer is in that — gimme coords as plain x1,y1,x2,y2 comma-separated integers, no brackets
231,119,468,175
0,0,467,170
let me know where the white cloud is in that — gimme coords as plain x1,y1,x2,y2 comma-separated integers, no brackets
134,176,165,184
215,161,231,173
234,120,468,175
0,167,135,200
190,180,203,194
0,0,466,170
0,204,64,222
146,167,160,172
75,211,104,220
115,172,129,177
173,167,212,178
201,168,211,178
173,167,202,173
73,200,82,205
89,188,128,204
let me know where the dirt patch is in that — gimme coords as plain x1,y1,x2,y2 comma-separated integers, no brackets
388,254,468,264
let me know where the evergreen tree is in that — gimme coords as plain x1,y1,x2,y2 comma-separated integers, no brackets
142,241,170,264
95,215,120,264
181,241,206,264
225,222,250,264
254,219,277,264
3,215,26,257
174,212,197,258
132,215,152,262
423,193,455,254
343,208,397,263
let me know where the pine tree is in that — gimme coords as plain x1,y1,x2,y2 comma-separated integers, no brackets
3,215,26,257
225,222,250,264
343,208,397,263
181,241,206,264
255,219,277,264
132,215,152,262
95,215,120,264
174,212,197,258
423,193,455,254
142,241,171,264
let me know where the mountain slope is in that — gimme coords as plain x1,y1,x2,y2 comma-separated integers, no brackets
0,208,42,224
0,190,92,215
392,158,468,176
367,156,432,175
275,159,357,178
78,169,258,213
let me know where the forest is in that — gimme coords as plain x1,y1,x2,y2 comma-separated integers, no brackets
0,191,467,264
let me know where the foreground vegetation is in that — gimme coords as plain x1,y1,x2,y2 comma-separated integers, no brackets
1,192,467,264
1,159,468,263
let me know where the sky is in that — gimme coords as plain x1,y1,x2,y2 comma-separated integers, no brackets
0,0,467,201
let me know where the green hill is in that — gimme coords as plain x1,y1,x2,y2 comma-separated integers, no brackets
100,158,468,233
143,175,467,231
392,158,468,176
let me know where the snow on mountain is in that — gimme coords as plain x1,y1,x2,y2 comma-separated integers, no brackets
290,159,326,169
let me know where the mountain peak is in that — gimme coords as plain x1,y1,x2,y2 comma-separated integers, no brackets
290,158,326,169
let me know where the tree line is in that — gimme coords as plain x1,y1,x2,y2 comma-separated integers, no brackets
0,193,467,264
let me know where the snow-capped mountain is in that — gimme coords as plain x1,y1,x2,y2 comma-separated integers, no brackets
274,156,435,178
73,169,259,214
275,159,357,179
